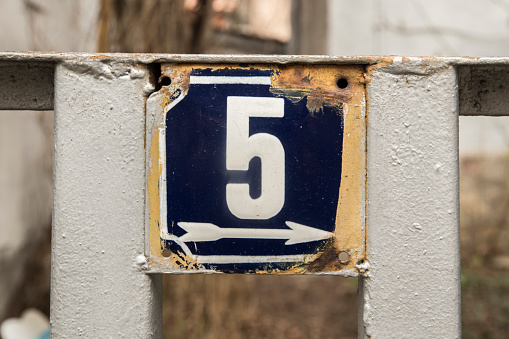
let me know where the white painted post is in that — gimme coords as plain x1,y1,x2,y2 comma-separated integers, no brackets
361,59,461,338
51,61,162,338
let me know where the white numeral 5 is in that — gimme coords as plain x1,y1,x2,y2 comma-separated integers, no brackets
226,96,285,219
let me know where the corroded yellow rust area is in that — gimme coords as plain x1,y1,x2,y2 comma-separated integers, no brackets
147,125,161,260
158,64,192,109
332,67,366,272
148,64,366,274
334,66,365,272
146,89,203,271
270,65,362,112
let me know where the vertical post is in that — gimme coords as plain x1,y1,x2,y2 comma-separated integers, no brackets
51,61,162,337
360,60,461,338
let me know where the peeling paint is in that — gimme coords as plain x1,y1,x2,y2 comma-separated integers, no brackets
60,60,136,80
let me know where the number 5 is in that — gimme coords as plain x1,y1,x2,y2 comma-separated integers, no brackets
226,96,285,219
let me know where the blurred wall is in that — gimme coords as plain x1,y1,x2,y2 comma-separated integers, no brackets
327,0,509,155
97,0,326,55
0,0,100,321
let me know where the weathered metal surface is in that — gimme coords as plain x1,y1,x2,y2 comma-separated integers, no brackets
361,60,460,338
146,63,366,275
0,52,384,64
458,65,509,116
52,62,162,338
4,51,509,67
1,51,509,117
4,52,509,67
0,62,54,110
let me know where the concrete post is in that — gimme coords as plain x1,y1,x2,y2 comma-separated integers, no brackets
51,61,162,338
360,59,461,338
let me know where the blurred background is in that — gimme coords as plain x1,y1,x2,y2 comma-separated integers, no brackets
0,0,508,338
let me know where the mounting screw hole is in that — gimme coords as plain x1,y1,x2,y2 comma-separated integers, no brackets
337,78,348,89
160,76,171,86
162,249,172,257
338,251,350,264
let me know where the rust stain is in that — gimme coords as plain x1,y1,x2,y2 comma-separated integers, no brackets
333,66,366,272
146,83,204,271
270,64,363,112
147,117,180,269
158,64,192,109
90,54,115,59
147,118,161,262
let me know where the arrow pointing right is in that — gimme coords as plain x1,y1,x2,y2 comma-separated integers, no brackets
177,221,333,245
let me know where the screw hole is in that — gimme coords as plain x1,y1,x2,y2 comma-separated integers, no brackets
162,249,172,257
160,76,171,86
338,251,350,264
337,78,348,89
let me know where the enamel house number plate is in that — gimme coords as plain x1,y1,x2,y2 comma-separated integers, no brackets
146,64,366,275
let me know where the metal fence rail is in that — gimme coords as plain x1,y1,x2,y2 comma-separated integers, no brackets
1,52,506,338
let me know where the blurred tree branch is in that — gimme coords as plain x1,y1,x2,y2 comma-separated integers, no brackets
97,0,327,55
98,0,212,53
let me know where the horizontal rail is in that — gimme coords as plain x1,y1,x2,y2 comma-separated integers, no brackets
0,62,54,110
1,54,509,115
458,65,509,116
2,52,509,66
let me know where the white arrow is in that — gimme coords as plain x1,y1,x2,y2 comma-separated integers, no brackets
177,221,333,245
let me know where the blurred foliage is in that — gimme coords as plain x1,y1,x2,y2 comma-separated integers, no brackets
460,155,509,268
98,0,210,53
97,0,297,54
462,268,509,339
162,274,358,339
460,155,509,338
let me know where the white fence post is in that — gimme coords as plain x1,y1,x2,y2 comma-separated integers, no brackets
361,59,461,338
51,61,162,338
